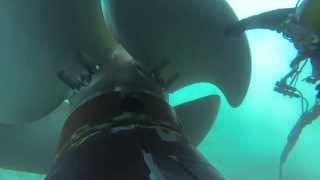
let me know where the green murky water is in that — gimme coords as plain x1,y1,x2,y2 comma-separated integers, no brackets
1,0,319,179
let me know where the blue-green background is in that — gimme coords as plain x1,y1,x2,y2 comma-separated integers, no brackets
1,0,319,179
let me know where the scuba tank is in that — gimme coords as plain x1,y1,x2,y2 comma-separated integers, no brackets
296,0,320,32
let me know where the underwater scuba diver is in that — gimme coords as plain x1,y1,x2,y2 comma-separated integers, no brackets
226,1,320,179
225,0,320,84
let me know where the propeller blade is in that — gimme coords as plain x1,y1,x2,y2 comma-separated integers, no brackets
174,95,220,145
0,0,116,124
102,0,251,107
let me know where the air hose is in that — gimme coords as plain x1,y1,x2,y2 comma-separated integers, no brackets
278,100,320,180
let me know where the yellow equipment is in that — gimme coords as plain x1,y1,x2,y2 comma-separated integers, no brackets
297,0,320,32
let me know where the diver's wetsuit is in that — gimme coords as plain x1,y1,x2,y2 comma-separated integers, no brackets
225,8,320,81
45,90,224,180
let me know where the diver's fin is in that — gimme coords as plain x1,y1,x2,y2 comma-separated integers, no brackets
174,95,220,146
